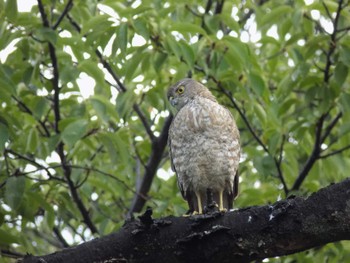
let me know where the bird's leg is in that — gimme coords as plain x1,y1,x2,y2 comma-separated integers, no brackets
195,191,203,214
219,190,227,212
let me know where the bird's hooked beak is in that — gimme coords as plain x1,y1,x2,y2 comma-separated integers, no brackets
169,96,177,107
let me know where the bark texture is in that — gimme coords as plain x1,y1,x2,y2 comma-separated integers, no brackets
20,178,350,263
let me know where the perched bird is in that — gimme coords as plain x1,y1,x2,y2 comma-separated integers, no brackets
167,78,240,214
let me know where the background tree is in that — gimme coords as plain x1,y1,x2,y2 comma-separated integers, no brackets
0,0,349,262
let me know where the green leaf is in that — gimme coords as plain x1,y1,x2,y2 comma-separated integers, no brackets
36,27,57,45
91,97,108,122
116,90,135,118
61,119,88,148
5,176,26,211
218,13,240,33
339,46,350,67
334,62,348,87
0,229,19,245
260,6,294,27
248,72,266,96
221,36,249,70
179,40,195,67
254,103,266,125
133,18,150,40
124,52,143,82
164,37,182,58
0,122,9,151
46,206,55,229
267,131,281,154
153,52,167,72
99,133,118,164
81,14,110,35
5,0,17,21
278,98,297,116
118,23,128,55
31,97,50,120
339,122,350,137
170,22,207,38
26,128,38,153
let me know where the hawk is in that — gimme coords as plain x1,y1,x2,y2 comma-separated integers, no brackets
167,78,240,214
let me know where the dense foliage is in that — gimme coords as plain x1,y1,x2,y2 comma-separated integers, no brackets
0,0,349,262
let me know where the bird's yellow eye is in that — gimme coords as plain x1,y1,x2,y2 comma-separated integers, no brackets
177,86,185,94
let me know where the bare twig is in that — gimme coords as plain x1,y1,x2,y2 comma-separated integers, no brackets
322,1,334,23
52,0,73,30
133,104,155,141
320,144,350,159
66,165,149,201
53,227,70,248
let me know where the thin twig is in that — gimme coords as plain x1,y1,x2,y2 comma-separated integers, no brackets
323,0,343,83
53,227,70,248
11,95,50,137
320,144,350,159
322,1,334,23
52,0,73,30
320,112,343,143
133,104,155,141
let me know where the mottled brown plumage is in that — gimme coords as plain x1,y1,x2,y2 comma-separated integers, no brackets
167,78,240,214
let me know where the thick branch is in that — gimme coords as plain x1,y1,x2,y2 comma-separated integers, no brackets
21,178,350,263
127,115,173,216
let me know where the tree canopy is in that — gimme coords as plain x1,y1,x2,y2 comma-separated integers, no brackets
0,0,349,262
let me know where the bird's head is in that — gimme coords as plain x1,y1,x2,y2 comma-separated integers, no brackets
167,78,216,111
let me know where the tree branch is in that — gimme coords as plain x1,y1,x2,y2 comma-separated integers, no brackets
274,135,288,195
320,144,350,159
37,0,97,234
292,113,326,191
20,178,350,263
56,143,99,234
52,0,74,30
320,112,343,143
53,227,70,248
127,115,173,216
